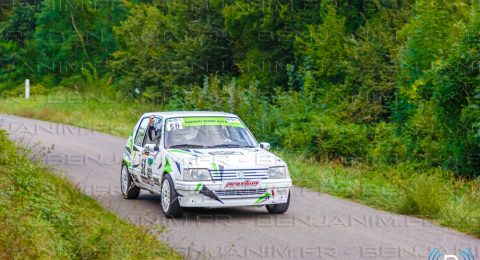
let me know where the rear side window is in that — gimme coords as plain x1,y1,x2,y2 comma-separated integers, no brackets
134,117,149,146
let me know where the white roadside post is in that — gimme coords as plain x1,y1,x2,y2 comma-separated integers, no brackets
25,79,30,99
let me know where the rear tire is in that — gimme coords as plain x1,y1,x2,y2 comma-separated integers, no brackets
160,174,184,218
121,164,140,199
266,191,290,214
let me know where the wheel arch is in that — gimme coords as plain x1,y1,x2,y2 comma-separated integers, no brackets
122,158,132,168
161,172,180,193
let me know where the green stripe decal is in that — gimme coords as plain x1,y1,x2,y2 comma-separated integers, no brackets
195,183,202,192
124,159,132,169
255,192,271,204
169,149,193,154
211,163,219,174
164,157,172,173
166,117,244,131
211,163,218,171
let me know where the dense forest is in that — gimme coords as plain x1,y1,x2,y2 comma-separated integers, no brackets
1,0,480,176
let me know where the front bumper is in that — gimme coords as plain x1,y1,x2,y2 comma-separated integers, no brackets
175,179,292,208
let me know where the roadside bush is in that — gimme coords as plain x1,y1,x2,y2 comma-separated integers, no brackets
2,83,47,97
369,122,408,164
397,171,449,217
314,120,370,163
439,181,480,235
280,116,370,163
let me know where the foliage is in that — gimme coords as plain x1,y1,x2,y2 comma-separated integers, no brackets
111,1,232,97
1,0,126,88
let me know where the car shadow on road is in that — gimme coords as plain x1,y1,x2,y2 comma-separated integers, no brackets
138,193,275,222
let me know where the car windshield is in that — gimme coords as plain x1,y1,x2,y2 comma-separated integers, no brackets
164,117,257,149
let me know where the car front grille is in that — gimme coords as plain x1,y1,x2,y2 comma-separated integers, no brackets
209,169,268,181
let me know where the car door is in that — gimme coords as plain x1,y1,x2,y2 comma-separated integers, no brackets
143,117,164,188
132,117,149,182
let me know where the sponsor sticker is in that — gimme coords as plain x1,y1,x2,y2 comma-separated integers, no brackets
224,180,260,188
166,118,184,131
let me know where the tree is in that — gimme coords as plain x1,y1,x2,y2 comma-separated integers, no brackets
111,0,233,98
33,0,126,83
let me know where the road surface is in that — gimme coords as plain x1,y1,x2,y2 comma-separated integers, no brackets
0,114,478,260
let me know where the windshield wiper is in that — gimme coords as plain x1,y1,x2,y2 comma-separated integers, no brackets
169,144,206,148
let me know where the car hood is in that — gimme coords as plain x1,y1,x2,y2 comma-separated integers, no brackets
166,147,286,170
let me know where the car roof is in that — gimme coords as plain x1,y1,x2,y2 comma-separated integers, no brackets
141,111,238,119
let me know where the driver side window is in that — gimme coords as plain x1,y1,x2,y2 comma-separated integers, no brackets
144,117,162,146
134,118,149,146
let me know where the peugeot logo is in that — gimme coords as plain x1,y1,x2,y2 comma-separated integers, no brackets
237,171,244,179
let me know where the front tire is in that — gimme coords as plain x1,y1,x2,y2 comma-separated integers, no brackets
160,174,184,218
121,164,140,199
266,191,290,214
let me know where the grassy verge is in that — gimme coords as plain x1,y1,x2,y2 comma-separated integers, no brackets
0,93,158,136
283,152,480,236
0,129,181,259
1,94,479,237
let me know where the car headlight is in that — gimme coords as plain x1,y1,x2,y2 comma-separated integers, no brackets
183,168,212,181
268,166,286,179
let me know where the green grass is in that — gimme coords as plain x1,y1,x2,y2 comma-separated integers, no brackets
0,129,181,259
0,93,159,136
1,94,479,237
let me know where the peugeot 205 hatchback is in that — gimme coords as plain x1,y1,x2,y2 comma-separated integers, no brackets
121,111,292,218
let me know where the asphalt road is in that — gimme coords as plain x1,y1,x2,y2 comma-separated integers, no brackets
1,114,478,260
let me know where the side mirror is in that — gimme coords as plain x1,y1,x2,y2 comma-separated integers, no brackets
144,143,159,152
259,142,270,151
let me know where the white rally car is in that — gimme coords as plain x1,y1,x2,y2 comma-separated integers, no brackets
121,111,292,218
